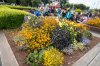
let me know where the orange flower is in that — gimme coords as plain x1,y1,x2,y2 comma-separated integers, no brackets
87,18,100,28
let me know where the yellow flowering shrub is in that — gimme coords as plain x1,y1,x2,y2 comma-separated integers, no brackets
60,19,87,31
43,48,64,66
14,17,58,50
14,22,33,47
14,22,51,50
41,17,58,32
87,18,100,28
28,28,51,50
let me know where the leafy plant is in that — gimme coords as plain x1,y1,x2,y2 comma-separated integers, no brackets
73,39,84,51
27,50,44,66
51,25,73,50
76,31,83,42
82,30,92,39
26,14,44,28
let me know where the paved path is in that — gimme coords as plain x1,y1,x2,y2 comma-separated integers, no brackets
72,31,100,66
0,32,19,66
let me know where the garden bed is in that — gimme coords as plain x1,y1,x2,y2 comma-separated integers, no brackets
86,17,100,33
3,29,100,66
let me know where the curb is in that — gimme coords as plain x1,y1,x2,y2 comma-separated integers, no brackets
0,32,19,66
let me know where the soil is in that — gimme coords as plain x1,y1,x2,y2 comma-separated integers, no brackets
3,29,100,66
3,29,29,66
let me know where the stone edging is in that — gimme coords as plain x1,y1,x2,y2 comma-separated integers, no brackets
0,32,19,66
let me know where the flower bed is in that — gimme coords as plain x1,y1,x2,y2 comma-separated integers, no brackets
4,29,100,66
86,18,100,33
13,15,93,66
86,18,100,28
4,15,97,66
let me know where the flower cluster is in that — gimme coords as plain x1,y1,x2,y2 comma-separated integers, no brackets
87,18,100,28
43,48,64,66
41,17,58,32
28,28,51,50
14,17,58,50
14,22,33,47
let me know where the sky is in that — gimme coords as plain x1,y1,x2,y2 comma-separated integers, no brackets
69,0,100,9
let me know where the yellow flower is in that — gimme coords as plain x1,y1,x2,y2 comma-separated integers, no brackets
59,22,63,27
87,18,100,28
43,48,64,66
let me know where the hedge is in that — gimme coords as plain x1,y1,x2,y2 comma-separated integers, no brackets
0,7,28,29
0,5,32,10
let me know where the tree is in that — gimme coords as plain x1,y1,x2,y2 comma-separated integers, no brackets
65,3,90,10
20,0,30,6
73,4,90,10
31,0,41,7
6,0,16,3
61,0,67,8
75,9,82,13
16,0,20,5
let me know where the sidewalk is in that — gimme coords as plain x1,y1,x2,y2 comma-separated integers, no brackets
72,42,100,66
0,32,19,66
72,32,100,66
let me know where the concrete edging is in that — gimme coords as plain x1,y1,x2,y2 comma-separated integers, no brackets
72,42,100,66
0,32,19,66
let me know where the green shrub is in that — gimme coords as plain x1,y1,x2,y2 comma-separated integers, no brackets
0,5,32,10
0,7,28,29
75,9,82,13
